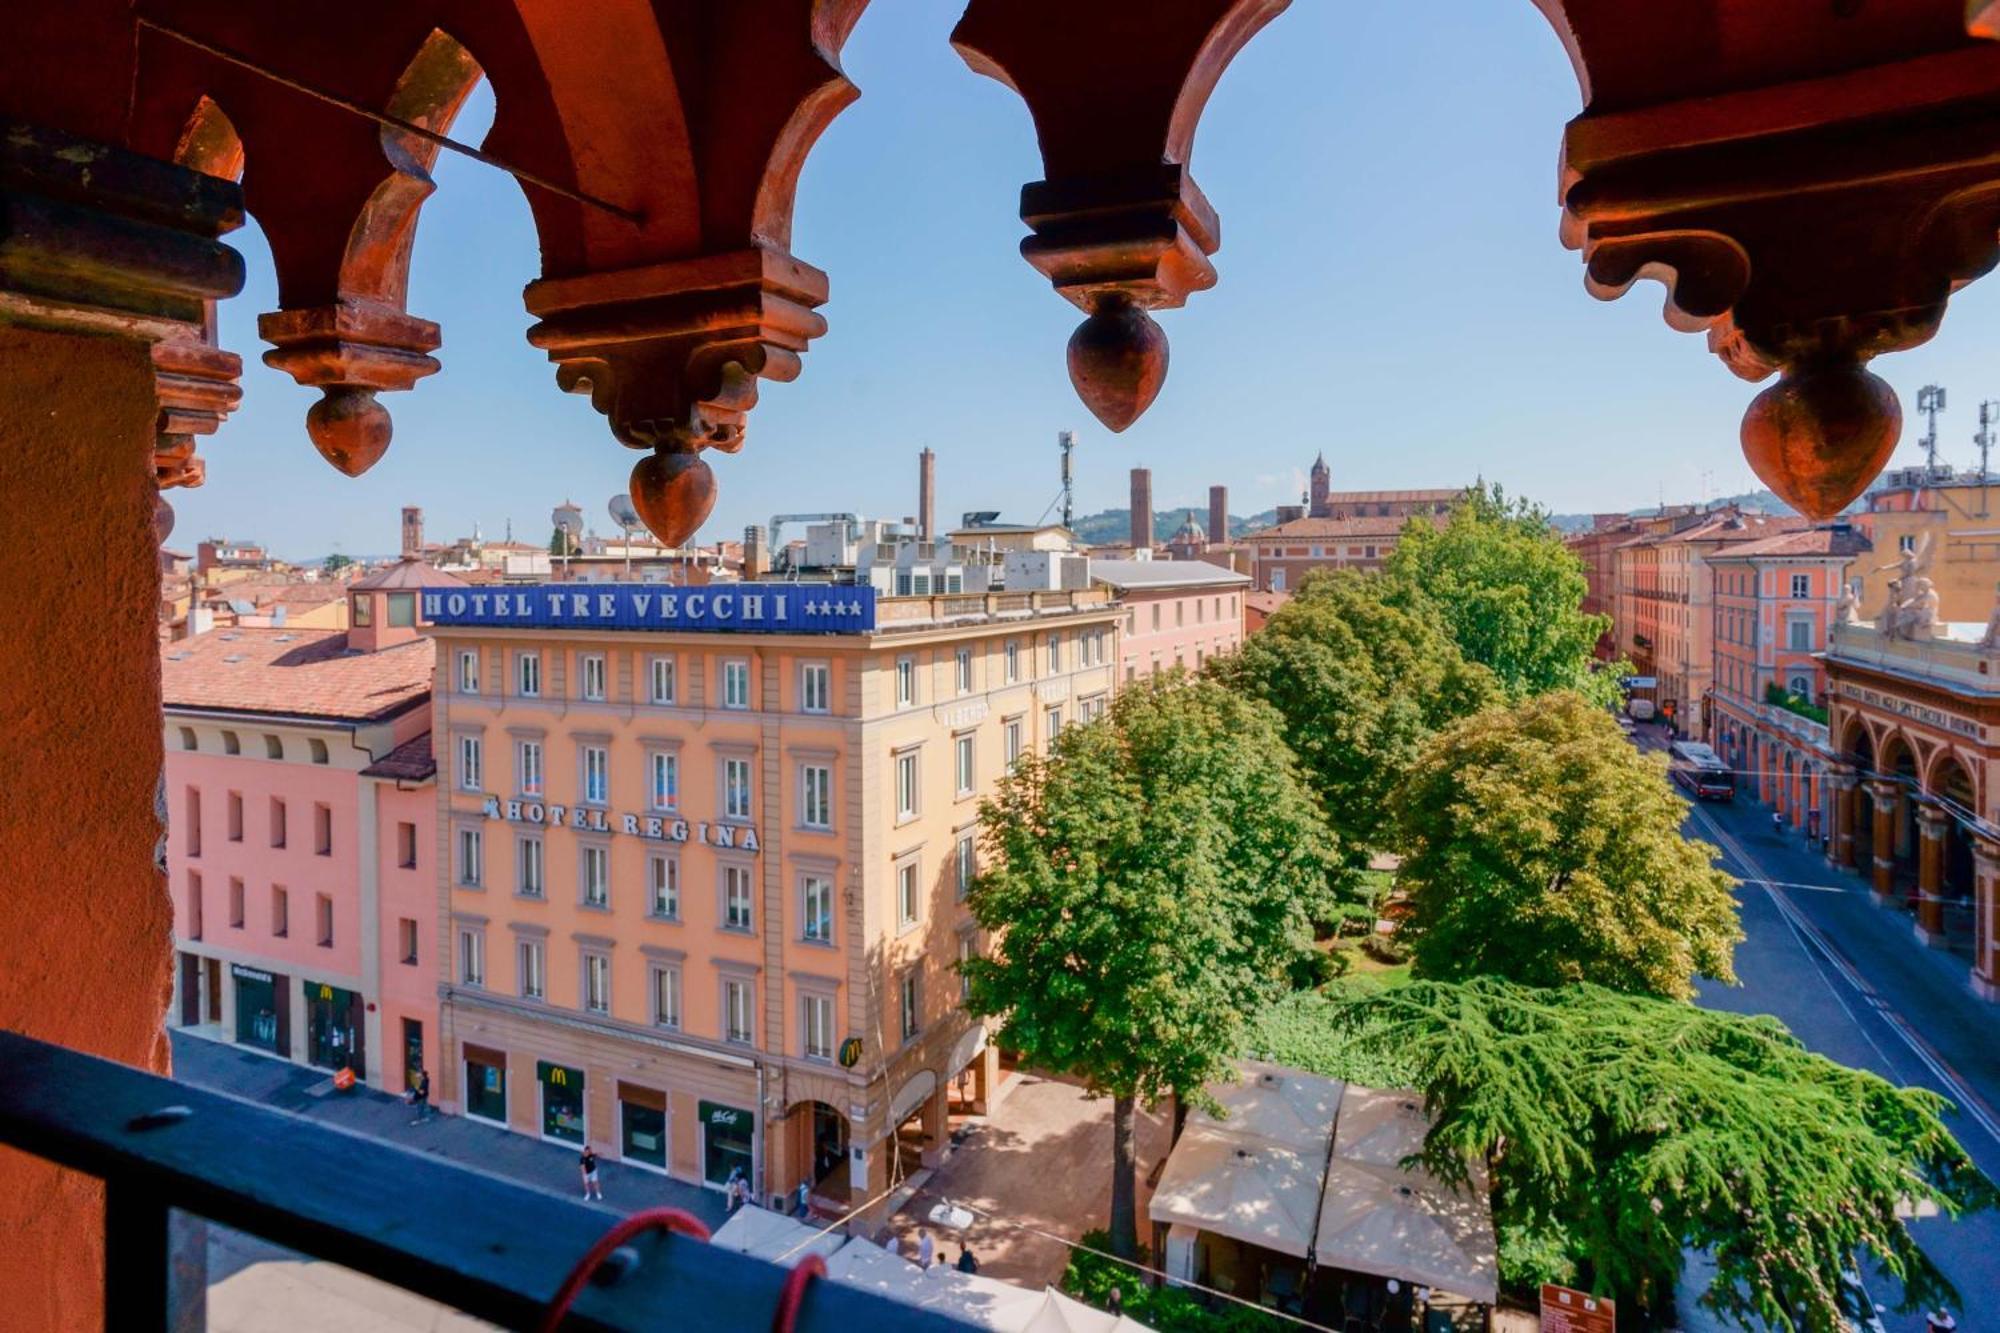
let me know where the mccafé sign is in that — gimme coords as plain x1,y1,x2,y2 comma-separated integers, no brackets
481,795,762,852
425,582,875,634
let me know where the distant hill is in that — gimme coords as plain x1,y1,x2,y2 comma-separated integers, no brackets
1067,507,1279,545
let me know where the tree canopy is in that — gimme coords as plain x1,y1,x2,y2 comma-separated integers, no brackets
1208,570,1496,866
1392,690,1740,999
1385,483,1618,706
963,675,1338,1255
1319,979,1994,1331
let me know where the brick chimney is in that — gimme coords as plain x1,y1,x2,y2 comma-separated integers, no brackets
743,524,767,579
1130,467,1153,550
918,448,936,543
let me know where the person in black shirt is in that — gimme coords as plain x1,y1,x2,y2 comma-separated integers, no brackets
580,1147,603,1201
407,1068,433,1124
955,1248,979,1274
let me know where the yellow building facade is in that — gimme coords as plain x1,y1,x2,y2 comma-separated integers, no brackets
426,582,1119,1222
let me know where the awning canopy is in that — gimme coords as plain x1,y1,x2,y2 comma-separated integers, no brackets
1148,1123,1325,1258
1314,1158,1498,1304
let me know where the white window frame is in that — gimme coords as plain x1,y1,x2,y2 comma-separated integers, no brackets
899,972,920,1042
518,740,544,798
1790,573,1810,599
800,763,832,830
803,992,835,1061
1004,718,1023,770
955,647,973,694
458,927,484,987
458,735,482,792
1044,705,1063,743
648,749,679,811
895,750,919,820
955,833,975,900
801,874,834,944
582,744,609,806
723,756,753,821
954,733,975,797
581,843,610,909
648,655,677,706
897,860,920,930
458,650,480,694
517,834,545,898
724,977,754,1044
651,964,682,1029
722,864,755,932
801,662,831,714
1047,634,1062,672
648,852,680,919
580,653,607,701
516,651,541,698
582,951,611,1014
1004,640,1020,683
896,655,917,708
518,939,545,1000
721,658,751,710
457,827,483,888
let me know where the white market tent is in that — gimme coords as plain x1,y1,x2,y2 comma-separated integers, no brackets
1146,1062,1499,1305
710,1208,1147,1331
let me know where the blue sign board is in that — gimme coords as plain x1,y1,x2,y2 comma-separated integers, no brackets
422,583,875,634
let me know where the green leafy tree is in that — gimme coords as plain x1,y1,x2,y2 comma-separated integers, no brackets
548,527,577,557
1322,979,1995,1330
322,552,353,573
1392,690,1739,999
1209,570,1496,867
962,676,1339,1257
1386,482,1619,705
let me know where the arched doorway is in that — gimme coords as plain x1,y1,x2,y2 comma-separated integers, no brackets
1879,735,1921,900
1847,723,1876,868
781,1100,852,1208
1932,755,1979,956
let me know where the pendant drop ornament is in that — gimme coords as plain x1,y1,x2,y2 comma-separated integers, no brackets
1740,361,1901,520
1067,295,1168,433
306,387,394,477
630,449,717,548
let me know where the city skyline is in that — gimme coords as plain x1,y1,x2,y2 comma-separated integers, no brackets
159,0,2000,560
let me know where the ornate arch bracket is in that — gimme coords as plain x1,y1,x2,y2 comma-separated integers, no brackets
1558,45,2000,518
952,0,1289,433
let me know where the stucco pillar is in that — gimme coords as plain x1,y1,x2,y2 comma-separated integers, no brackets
968,1041,1001,1117
918,1081,950,1168
1831,770,1859,867
1973,839,2000,1001
1866,780,1901,899
1916,804,1949,943
0,123,243,1331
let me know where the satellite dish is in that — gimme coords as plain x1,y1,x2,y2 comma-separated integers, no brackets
552,505,583,535
609,493,641,530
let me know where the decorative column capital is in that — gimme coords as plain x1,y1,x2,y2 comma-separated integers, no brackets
0,121,245,508
258,299,441,478
1559,47,2000,518
524,247,828,546
1864,778,1904,809
1916,802,1952,835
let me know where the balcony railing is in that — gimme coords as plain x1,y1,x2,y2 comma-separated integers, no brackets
0,1030,968,1331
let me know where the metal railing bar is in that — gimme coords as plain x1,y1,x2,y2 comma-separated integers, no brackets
0,1031,967,1332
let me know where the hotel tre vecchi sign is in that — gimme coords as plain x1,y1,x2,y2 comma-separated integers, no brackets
437,583,876,853
422,582,876,633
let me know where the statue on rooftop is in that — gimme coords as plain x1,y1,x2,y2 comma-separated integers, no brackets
1833,577,1863,626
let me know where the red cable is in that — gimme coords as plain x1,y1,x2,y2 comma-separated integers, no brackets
537,1206,712,1333
771,1252,827,1333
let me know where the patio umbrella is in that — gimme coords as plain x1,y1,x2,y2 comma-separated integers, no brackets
1312,1157,1498,1303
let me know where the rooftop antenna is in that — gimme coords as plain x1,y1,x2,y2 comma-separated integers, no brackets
1058,429,1076,531
1981,401,1998,516
1918,383,1947,482
552,503,582,579
609,493,641,579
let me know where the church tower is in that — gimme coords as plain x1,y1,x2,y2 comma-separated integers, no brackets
1309,452,1331,518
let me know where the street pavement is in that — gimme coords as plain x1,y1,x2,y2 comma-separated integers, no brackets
1633,726,2000,1329
168,1029,730,1229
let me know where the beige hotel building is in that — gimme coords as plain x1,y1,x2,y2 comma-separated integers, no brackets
426,580,1119,1222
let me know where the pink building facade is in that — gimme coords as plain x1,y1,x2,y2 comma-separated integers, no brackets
163,561,458,1091
1091,559,1250,679
1707,525,1871,831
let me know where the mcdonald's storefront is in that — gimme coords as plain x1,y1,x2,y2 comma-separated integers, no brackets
305,979,365,1075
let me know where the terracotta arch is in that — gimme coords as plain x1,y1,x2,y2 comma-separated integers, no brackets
1926,747,1980,808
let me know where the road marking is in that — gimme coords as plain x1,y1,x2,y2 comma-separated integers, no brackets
1688,803,2000,1152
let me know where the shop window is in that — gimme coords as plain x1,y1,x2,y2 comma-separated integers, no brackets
464,1049,506,1125
621,1086,668,1170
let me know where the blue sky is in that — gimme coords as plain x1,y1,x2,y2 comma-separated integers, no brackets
180,0,2000,559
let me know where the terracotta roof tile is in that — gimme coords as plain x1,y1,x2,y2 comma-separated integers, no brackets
361,731,437,781
1707,526,1873,559
162,628,433,723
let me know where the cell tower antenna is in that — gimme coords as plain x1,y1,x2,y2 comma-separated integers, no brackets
1058,430,1076,531
1979,400,1998,515
1917,384,1947,481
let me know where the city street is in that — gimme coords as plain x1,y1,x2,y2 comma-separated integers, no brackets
1636,728,2000,1328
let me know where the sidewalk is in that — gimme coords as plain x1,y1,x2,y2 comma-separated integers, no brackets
167,1030,729,1232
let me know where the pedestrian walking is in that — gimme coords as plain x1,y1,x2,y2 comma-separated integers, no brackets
917,1232,935,1268
956,1247,979,1274
1772,809,1783,834
794,1178,811,1220
881,1230,902,1256
579,1147,603,1201
1107,1287,1123,1315
406,1067,433,1124
1926,1311,1957,1333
